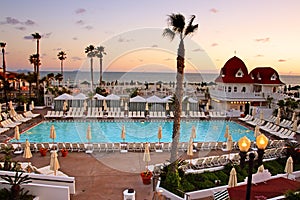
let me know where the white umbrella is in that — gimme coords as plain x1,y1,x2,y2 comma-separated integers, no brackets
224,125,229,138
260,110,264,120
24,103,27,112
285,156,293,178
157,126,162,143
186,102,190,111
190,126,196,140
31,101,34,110
50,151,60,176
206,100,210,112
252,107,256,116
14,126,20,149
23,139,32,172
228,167,237,188
257,164,264,173
86,125,92,143
120,99,124,107
226,134,233,151
187,138,194,164
9,101,13,110
143,143,151,170
292,117,298,132
291,112,296,122
121,125,126,142
124,102,128,111
103,99,107,111
9,107,17,118
276,109,281,125
254,125,261,137
145,103,149,111
50,125,56,144
63,100,68,112
83,100,88,111
166,102,169,111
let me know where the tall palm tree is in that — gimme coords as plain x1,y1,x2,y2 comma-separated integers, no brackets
0,42,8,110
24,72,36,100
163,13,198,163
57,51,67,82
85,45,96,91
28,54,39,73
95,46,106,85
32,32,41,103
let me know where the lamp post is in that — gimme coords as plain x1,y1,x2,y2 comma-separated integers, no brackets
238,134,269,200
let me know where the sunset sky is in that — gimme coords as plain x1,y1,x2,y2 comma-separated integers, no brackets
1,0,300,75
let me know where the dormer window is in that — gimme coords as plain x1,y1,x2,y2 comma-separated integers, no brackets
250,73,254,79
271,73,277,80
257,72,261,80
235,68,244,77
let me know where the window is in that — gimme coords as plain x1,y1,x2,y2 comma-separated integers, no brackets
234,87,237,92
271,73,277,81
228,87,232,92
241,87,246,92
235,68,244,77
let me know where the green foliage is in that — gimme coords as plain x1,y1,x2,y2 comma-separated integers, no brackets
285,191,300,199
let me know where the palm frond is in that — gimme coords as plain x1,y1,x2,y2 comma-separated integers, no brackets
168,13,185,33
162,28,175,41
184,15,198,37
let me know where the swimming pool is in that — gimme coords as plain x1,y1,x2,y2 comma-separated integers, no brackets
11,120,254,143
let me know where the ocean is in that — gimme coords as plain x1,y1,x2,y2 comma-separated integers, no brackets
39,71,299,85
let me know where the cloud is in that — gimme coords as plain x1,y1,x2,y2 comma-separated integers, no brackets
84,25,93,30
3,17,20,25
117,37,134,43
75,8,86,14
76,20,84,25
53,48,62,51
164,58,173,61
23,19,36,26
151,44,158,48
72,56,82,61
15,27,26,31
278,59,286,62
210,8,219,13
72,37,78,40
42,32,52,38
255,54,264,57
23,35,33,40
211,43,218,47
255,37,270,43
138,59,143,62
192,48,204,52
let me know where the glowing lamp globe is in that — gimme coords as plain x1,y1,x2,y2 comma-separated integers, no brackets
256,134,268,150
238,136,251,152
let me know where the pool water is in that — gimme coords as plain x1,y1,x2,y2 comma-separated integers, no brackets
11,120,254,143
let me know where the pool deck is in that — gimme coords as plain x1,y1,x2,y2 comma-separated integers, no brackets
1,108,300,200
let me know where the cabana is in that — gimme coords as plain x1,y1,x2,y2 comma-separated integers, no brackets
53,93,73,111
72,93,88,108
105,94,121,108
129,95,146,111
93,93,106,108
146,95,164,111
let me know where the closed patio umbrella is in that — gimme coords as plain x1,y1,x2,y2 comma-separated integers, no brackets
190,126,196,140
224,125,229,138
145,102,149,111
124,102,128,111
14,126,20,149
86,124,92,143
186,102,190,112
254,125,261,137
257,164,264,173
50,151,60,176
226,134,233,151
121,125,126,142
9,106,17,118
143,143,151,170
23,139,32,170
260,110,264,120
31,101,34,110
276,109,281,125
291,112,296,122
292,117,298,132
83,100,88,111
24,103,27,112
166,102,169,111
285,156,293,178
103,99,107,111
252,107,256,116
157,126,162,143
187,138,194,164
228,167,237,188
63,100,68,112
50,125,56,144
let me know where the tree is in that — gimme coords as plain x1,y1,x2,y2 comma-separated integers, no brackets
85,45,96,91
24,72,36,100
95,46,106,85
55,73,63,86
31,32,42,103
0,42,8,110
28,54,39,74
163,13,198,164
57,51,67,83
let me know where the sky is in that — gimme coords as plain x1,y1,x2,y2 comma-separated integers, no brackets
1,0,300,75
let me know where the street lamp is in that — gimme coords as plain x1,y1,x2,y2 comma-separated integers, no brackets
238,134,269,200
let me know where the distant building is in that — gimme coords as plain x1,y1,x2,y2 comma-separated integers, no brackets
209,56,284,114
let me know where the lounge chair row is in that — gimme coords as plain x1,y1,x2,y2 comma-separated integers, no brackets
260,121,297,139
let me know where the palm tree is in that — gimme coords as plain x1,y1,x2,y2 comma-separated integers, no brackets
24,72,36,100
0,42,8,110
163,13,198,163
57,51,67,82
31,32,41,103
29,54,39,73
95,46,106,85
85,45,96,91
55,73,63,86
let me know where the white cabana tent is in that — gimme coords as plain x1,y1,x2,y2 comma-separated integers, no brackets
106,94,121,108
130,95,147,111
54,93,73,111
146,95,164,111
93,93,106,108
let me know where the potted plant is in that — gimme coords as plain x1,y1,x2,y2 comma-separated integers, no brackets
61,148,68,157
39,147,48,156
140,170,153,185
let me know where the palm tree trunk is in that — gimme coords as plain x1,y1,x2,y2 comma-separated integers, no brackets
2,49,8,110
61,60,64,86
90,57,94,91
100,57,103,85
170,39,185,164
36,40,40,103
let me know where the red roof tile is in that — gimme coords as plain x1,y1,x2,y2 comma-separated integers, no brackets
249,67,284,85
